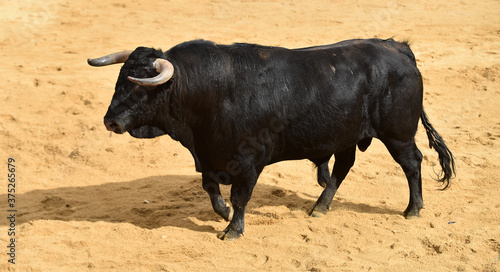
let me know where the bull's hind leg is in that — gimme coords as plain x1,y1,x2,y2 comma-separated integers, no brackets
310,146,356,217
382,138,424,218
310,155,333,188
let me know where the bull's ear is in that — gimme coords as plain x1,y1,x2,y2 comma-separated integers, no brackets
127,59,174,86
87,50,133,66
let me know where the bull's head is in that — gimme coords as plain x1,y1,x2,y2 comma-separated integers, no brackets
88,48,174,138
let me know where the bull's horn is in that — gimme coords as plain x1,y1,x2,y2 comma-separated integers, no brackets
127,58,174,86
87,50,133,66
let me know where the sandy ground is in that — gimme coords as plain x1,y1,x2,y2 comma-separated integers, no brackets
1,0,499,271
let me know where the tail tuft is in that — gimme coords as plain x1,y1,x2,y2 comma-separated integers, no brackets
421,110,456,189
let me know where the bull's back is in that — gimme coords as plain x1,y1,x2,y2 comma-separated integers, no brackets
268,39,421,161
200,39,422,163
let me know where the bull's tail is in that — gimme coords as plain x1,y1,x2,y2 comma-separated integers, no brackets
421,110,456,189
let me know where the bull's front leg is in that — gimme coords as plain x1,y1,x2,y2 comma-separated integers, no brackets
217,170,259,241
202,173,233,221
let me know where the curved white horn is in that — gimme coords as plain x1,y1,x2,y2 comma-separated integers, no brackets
127,58,174,86
87,50,133,66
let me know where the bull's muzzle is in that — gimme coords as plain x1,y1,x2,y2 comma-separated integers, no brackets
104,118,124,134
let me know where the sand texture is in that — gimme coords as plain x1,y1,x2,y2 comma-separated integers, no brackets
1,0,499,271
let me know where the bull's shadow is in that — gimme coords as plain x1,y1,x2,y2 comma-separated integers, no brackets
4,175,401,233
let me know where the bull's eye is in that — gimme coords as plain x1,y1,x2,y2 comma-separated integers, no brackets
133,85,155,94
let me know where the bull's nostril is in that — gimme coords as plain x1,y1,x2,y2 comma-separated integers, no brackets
104,119,120,132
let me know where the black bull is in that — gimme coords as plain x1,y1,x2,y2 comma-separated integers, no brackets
88,38,455,240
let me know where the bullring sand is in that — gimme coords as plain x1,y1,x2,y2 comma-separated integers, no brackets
0,0,499,271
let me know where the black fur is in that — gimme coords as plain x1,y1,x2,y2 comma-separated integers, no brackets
99,38,456,240
421,110,456,189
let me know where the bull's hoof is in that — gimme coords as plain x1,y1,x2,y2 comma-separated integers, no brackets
310,210,326,218
405,214,421,220
404,203,423,219
217,228,243,241
310,205,328,217
403,208,422,219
